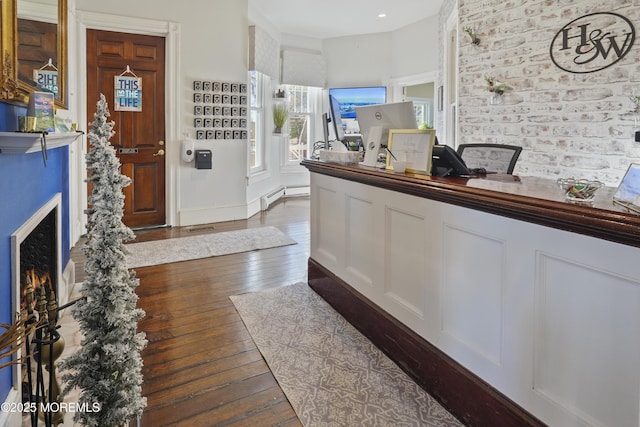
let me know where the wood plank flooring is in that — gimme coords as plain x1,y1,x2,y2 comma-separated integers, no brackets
71,197,310,426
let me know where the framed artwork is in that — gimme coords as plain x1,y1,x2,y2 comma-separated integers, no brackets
385,129,436,175
32,91,55,132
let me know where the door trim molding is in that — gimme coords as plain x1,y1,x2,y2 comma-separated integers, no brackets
74,10,181,234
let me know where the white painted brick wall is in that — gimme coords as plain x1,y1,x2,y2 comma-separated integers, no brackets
457,0,640,185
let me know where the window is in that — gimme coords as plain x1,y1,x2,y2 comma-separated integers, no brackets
249,71,266,171
281,84,321,164
410,99,434,129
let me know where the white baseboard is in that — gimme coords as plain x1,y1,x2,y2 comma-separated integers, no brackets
285,186,310,196
178,204,248,227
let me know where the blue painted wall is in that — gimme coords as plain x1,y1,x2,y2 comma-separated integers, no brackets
0,102,71,403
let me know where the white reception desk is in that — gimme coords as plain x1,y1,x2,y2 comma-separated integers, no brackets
302,160,640,427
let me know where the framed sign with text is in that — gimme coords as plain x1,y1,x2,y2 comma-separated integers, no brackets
114,75,142,112
386,129,436,175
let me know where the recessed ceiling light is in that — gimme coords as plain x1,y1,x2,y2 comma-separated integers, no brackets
378,13,387,18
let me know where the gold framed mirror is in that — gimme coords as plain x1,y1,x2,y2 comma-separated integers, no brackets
0,0,67,109
0,0,21,103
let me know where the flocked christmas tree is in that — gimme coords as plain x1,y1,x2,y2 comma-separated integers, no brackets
60,94,147,426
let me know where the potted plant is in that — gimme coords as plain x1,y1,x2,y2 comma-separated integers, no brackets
273,104,288,134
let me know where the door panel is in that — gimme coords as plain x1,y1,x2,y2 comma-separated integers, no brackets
86,30,166,227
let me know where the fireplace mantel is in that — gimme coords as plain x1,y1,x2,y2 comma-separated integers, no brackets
0,131,83,154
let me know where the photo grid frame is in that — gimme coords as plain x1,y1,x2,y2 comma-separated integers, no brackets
193,80,248,140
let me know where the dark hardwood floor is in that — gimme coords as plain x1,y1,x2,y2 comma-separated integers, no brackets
71,197,310,426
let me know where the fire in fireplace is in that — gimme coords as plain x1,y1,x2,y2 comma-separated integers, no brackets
9,194,64,423
19,208,58,313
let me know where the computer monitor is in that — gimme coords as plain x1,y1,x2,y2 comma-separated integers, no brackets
329,86,387,119
431,145,472,177
329,94,345,143
355,101,417,166
321,112,330,150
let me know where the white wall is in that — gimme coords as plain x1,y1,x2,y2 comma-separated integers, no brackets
390,15,440,79
75,0,250,226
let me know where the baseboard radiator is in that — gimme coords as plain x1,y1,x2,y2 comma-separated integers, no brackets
260,186,286,211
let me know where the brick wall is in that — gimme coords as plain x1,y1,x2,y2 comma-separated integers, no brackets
457,0,640,185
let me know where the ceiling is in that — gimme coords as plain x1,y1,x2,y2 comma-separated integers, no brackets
249,0,445,39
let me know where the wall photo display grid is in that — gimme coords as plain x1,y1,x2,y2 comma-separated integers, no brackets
193,80,248,140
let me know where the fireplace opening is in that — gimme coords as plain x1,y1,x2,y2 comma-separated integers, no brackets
9,194,66,425
19,208,58,311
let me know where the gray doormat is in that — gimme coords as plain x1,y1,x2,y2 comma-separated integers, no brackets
125,226,296,268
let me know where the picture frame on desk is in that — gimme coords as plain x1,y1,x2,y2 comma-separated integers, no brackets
385,129,436,175
613,163,640,213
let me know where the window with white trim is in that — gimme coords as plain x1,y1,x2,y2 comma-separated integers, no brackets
281,84,321,164
249,71,266,171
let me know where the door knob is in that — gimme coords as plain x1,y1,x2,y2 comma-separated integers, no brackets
153,149,165,156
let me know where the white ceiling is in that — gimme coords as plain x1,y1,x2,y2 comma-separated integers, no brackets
249,0,445,39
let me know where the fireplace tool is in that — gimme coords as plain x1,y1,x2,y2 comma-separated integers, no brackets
22,274,82,427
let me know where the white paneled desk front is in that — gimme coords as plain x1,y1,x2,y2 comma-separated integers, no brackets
302,159,640,427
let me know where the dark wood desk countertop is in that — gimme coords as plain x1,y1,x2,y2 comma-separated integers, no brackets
301,159,640,249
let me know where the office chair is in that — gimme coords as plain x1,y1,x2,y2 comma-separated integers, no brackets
456,143,522,174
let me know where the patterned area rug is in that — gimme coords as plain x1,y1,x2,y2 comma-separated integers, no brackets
230,283,464,427
125,226,296,268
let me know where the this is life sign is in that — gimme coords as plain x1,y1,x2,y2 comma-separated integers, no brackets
114,75,142,111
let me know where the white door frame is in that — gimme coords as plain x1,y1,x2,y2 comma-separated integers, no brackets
389,71,438,103
71,10,181,241
442,6,459,149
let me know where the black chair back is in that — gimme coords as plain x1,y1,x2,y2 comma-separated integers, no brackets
456,143,522,174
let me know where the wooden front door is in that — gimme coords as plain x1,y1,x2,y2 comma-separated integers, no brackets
86,29,166,228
